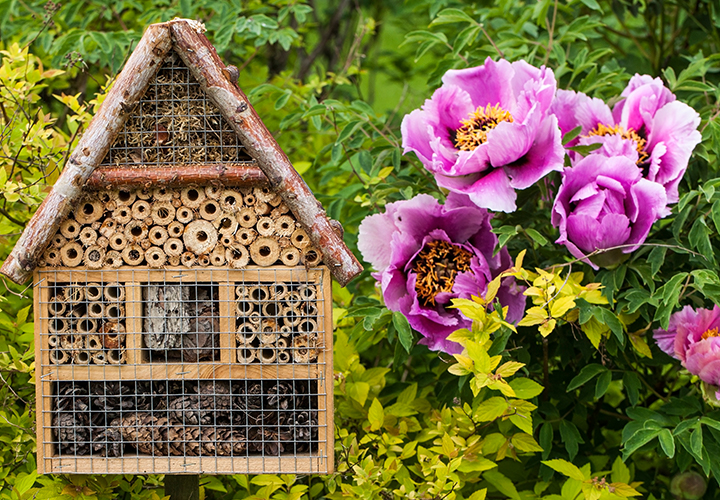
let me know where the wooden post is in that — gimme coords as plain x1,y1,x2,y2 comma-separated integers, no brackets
165,475,200,500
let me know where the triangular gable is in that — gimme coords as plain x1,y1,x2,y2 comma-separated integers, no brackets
0,19,362,286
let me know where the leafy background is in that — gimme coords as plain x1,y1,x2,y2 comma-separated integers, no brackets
1,0,720,498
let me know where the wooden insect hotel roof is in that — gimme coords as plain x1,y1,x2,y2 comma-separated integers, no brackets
0,18,362,286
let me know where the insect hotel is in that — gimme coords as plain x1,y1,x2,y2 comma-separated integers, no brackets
0,19,362,475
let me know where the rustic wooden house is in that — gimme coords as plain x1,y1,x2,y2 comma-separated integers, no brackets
0,19,362,475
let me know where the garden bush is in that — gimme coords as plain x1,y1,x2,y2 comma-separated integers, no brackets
1,0,720,498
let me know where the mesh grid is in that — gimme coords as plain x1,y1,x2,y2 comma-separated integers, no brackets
100,52,253,167
36,267,331,474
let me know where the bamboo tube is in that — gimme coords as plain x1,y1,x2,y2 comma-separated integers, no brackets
50,349,70,365
60,242,83,267
149,226,169,246
237,346,256,364
113,205,132,224
271,203,289,218
48,334,60,348
235,227,257,246
99,219,117,238
214,212,238,236
168,255,181,266
291,228,310,248
68,302,87,320
146,247,167,268
285,291,302,307
60,219,81,240
256,217,274,236
85,283,102,301
113,189,136,206
226,246,249,269
79,227,98,246
83,245,105,269
86,334,103,351
48,297,66,316
262,301,280,318
64,284,85,303
91,351,107,365
219,190,243,212
60,334,82,351
297,318,318,333
236,323,257,344
91,220,101,230
183,219,217,254
253,186,275,203
254,201,270,215
274,215,295,237
43,247,62,266
279,324,293,336
303,302,319,317
292,333,319,363
88,302,105,318
51,234,67,249
205,185,222,199
104,283,125,302
96,235,109,248
237,207,257,228
131,199,151,220
277,349,290,364
210,245,225,266
136,187,152,200
121,244,144,266
74,199,104,224
153,186,174,201
281,304,302,327
48,317,68,333
172,197,182,208
105,250,123,268
180,186,206,208
235,300,256,316
269,283,289,300
259,346,277,363
268,193,283,207
109,233,127,251
220,235,233,246
73,350,91,365
168,221,184,238
199,199,221,221
277,337,289,349
151,201,176,225
104,303,125,320
247,285,269,302
176,206,194,223
181,251,196,267
107,349,126,364
302,246,323,266
163,237,184,257
235,285,247,298
243,191,256,206
77,318,98,334
280,247,300,267
259,332,277,346
249,237,280,267
100,322,125,350
298,284,317,301
197,254,210,266
124,220,148,242
246,311,261,325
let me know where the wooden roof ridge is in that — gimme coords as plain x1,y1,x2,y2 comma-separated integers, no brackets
0,19,363,287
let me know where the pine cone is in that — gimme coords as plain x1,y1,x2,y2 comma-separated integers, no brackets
53,412,91,456
200,427,246,456
56,382,90,412
91,419,123,457
266,381,294,410
168,426,201,456
247,426,291,455
121,412,169,455
167,395,211,426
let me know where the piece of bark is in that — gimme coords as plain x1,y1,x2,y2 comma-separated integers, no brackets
0,24,173,284
87,163,265,188
143,284,188,350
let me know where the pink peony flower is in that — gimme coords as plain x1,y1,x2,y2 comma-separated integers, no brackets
654,305,720,398
401,57,565,213
357,193,525,354
551,154,667,268
550,75,701,204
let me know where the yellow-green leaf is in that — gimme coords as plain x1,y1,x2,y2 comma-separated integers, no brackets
539,318,557,337
496,361,525,378
542,459,586,481
550,296,576,318
368,398,384,431
474,397,509,422
511,433,544,452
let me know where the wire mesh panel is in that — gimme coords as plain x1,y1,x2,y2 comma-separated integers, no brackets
100,51,253,167
35,267,332,475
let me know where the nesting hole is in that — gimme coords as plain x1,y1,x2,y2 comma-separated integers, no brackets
131,226,142,237
118,190,131,202
197,231,208,242
187,189,199,201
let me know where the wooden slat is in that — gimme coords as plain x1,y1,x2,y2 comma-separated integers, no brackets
218,283,233,364
125,283,142,366
87,163,266,188
33,270,46,474
322,266,335,473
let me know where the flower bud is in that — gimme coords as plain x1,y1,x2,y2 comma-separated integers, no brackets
670,471,707,500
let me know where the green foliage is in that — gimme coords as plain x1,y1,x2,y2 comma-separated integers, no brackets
0,0,720,498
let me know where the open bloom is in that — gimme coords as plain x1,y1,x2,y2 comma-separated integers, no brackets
654,305,720,397
550,75,701,203
357,193,525,354
401,57,565,212
551,154,667,268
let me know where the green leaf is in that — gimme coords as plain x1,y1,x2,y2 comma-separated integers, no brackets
580,0,603,11
337,120,362,143
611,456,631,484
368,398,384,431
659,428,676,458
562,125,583,145
542,459,586,481
274,89,292,110
430,8,476,25
648,246,667,276
483,470,521,500
346,381,370,406
566,143,603,156
622,428,661,459
392,311,414,353
594,370,612,399
691,426,703,458
540,423,553,459
689,216,715,263
474,397,509,422
525,228,549,246
512,433,544,452
559,420,584,460
508,378,544,399
567,364,607,391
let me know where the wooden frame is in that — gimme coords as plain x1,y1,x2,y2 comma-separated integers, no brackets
35,265,334,475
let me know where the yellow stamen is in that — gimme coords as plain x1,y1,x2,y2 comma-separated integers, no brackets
454,104,514,151
702,327,720,340
586,123,649,164
412,240,473,306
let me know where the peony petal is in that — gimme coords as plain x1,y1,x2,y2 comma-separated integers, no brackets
566,214,601,254
598,213,632,249
486,104,541,166
615,75,675,133
442,57,516,110
357,211,397,271
549,89,583,143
